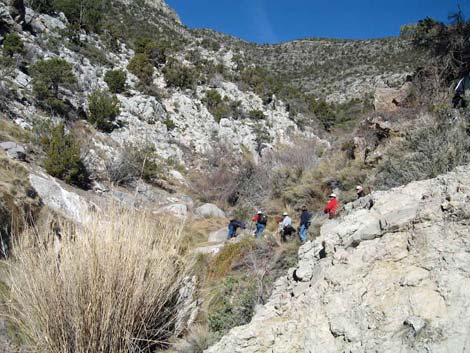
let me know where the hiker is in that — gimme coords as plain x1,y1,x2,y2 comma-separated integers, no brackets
280,212,295,242
298,206,311,243
356,185,365,199
453,74,470,108
227,219,246,240
324,193,339,218
252,211,268,238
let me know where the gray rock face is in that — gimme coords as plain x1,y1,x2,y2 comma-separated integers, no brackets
208,227,227,243
195,203,226,219
25,8,67,34
154,203,188,219
29,173,91,224
175,276,200,336
206,165,470,353
0,141,26,160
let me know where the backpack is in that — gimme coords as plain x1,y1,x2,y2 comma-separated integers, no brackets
259,214,268,225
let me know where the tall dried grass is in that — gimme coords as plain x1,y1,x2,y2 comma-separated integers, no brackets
5,206,189,353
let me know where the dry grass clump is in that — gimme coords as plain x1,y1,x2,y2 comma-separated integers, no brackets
5,206,189,353
0,119,30,143
181,218,226,251
374,111,470,189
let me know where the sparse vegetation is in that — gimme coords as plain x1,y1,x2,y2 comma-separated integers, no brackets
87,89,120,132
375,110,470,189
201,237,298,337
106,142,164,186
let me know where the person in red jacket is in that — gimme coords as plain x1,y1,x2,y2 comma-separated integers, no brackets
324,193,339,218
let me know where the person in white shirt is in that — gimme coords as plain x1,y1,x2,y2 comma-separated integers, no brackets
281,212,292,227
280,212,294,241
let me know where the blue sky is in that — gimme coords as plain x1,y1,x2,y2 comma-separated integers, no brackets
165,0,468,44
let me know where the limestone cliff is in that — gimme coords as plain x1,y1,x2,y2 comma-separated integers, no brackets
206,165,470,353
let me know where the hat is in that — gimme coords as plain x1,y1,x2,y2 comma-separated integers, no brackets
356,185,363,191
329,193,337,198
257,211,263,214
283,212,288,216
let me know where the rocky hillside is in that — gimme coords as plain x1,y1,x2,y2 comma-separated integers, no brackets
0,0,428,170
206,165,470,353
200,31,423,102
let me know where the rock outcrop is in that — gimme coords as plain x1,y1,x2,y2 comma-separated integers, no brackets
206,165,470,353
195,203,226,219
374,82,412,112
29,173,92,224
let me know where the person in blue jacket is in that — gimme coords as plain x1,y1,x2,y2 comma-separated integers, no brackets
227,219,246,239
298,205,311,243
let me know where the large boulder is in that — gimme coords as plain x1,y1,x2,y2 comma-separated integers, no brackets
29,173,91,224
154,203,188,219
206,165,470,353
208,227,227,243
194,203,225,219
0,141,26,161
25,8,66,34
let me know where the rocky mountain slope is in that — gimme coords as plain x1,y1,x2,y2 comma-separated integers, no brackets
207,33,422,102
206,165,470,353
0,0,427,170
2,1,460,352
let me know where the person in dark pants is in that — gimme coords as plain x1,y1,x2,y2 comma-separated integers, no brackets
252,211,268,238
298,206,311,243
280,212,295,242
227,219,246,240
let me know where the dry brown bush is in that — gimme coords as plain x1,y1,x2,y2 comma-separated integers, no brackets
5,206,189,353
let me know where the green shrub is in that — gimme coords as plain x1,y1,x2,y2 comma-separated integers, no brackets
2,33,24,57
28,0,104,31
30,58,76,114
163,117,176,131
104,69,127,93
54,0,105,32
200,38,221,52
87,89,120,132
202,90,240,123
163,58,197,89
28,0,54,14
248,109,265,120
134,37,168,65
127,53,154,85
43,123,90,188
207,277,256,333
203,89,222,109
